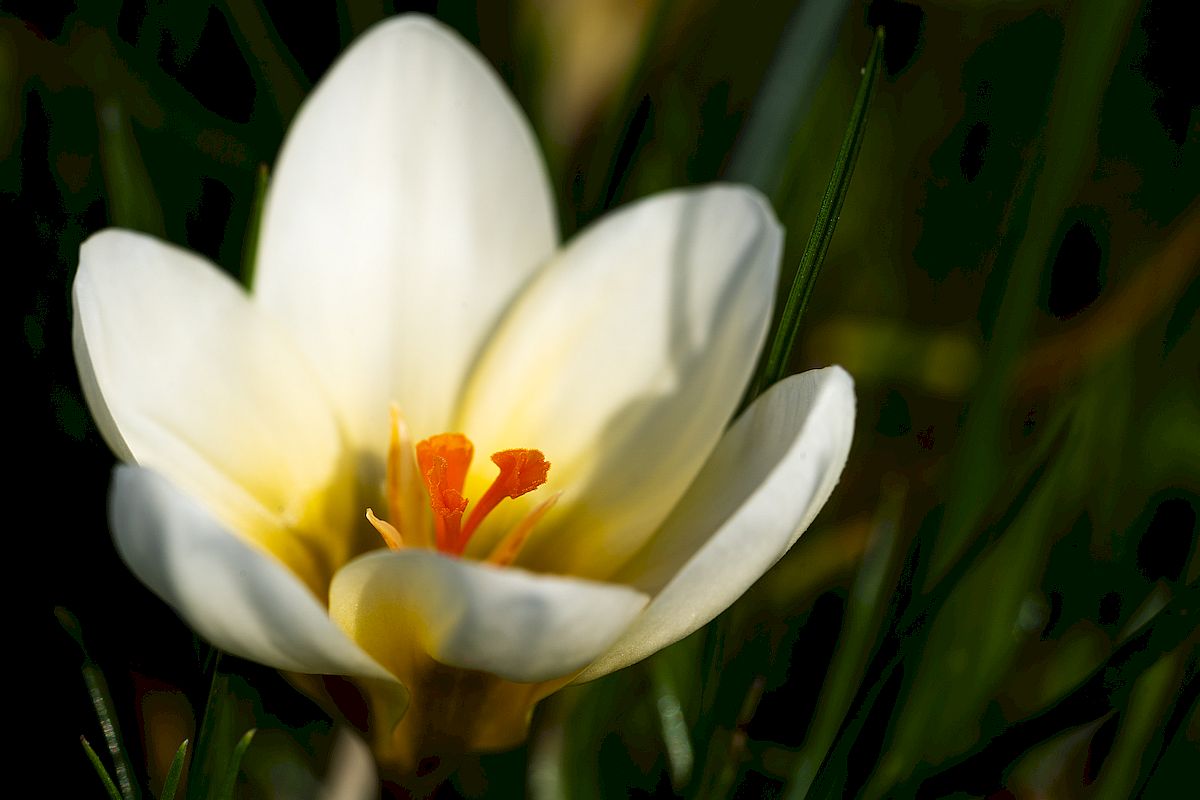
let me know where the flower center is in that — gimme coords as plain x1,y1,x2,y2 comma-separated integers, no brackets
366,405,555,565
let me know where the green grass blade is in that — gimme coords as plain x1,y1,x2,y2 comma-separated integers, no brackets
57,608,141,800
648,651,695,789
96,97,165,237
1092,650,1183,800
803,419,1069,799
241,163,270,287
215,729,256,800
187,657,232,800
752,26,885,397
926,0,1142,582
81,736,124,800
217,0,306,122
785,478,906,800
725,0,851,197
160,740,190,800
893,581,1200,797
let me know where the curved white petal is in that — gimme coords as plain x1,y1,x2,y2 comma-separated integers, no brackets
318,729,378,800
255,15,559,447
458,186,782,578
575,367,855,682
111,466,393,681
329,549,648,683
73,229,352,587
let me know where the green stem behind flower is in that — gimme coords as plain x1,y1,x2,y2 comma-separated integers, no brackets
750,26,885,399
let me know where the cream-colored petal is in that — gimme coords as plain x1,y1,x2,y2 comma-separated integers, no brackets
73,229,353,590
575,367,855,682
111,467,393,680
329,549,648,683
255,15,558,448
458,186,782,578
317,729,378,800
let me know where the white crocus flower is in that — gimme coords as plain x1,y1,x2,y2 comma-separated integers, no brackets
73,15,855,771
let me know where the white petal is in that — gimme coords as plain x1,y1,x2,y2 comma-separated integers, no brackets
458,186,782,578
329,549,648,683
255,15,558,447
73,230,353,588
317,729,378,800
575,367,855,682
111,466,393,680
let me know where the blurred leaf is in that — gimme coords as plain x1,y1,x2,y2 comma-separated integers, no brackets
930,0,1141,581
805,316,981,398
529,667,656,800
647,649,695,789
1017,203,1200,393
805,410,1070,799
753,26,885,396
215,728,255,800
754,517,872,615
866,442,1070,796
786,478,907,800
1092,650,1184,800
241,163,269,286
217,0,307,123
339,0,388,43
1133,661,1200,798
911,12,1062,285
868,336,1138,794
563,0,680,230
160,740,189,800
896,581,1200,797
96,97,165,236
57,608,140,800
725,0,851,198
81,736,124,800
187,663,259,800
157,1,212,65
237,727,330,799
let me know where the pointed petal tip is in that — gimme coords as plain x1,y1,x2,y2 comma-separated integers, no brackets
256,7,557,444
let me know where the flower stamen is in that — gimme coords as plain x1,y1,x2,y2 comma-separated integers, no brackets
486,490,561,566
377,429,553,559
461,449,550,544
366,508,404,550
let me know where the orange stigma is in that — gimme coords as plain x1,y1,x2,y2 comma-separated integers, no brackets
461,449,550,543
369,414,552,562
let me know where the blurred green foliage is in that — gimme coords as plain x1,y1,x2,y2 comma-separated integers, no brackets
10,0,1196,797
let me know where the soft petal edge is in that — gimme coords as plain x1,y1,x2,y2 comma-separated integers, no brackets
329,549,649,684
458,184,784,578
111,466,394,681
254,14,559,446
575,366,856,682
